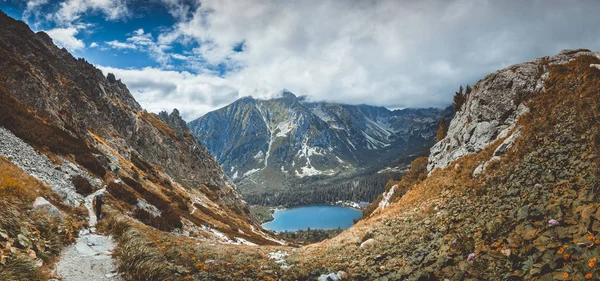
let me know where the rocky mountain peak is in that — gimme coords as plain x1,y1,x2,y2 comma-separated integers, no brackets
35,31,53,45
157,108,188,134
281,89,297,100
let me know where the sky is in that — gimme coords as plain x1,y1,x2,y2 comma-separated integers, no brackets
1,0,600,121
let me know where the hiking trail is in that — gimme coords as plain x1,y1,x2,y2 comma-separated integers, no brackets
55,188,121,281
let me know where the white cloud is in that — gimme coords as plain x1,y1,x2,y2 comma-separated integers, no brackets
171,54,188,60
97,66,239,120
45,27,85,51
22,0,49,24
89,42,99,48
147,0,600,111
105,40,137,50
53,0,129,24
104,29,173,66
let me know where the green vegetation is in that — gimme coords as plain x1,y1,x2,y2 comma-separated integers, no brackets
436,117,448,141
249,205,276,223
278,228,343,244
452,84,468,112
71,175,94,196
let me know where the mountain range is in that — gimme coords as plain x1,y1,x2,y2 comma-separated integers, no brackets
188,92,453,205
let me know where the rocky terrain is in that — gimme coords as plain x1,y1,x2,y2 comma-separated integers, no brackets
188,91,452,206
0,11,284,278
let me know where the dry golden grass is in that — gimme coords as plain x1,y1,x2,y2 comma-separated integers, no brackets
0,157,86,281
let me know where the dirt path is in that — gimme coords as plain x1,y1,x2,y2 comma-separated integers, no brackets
56,188,121,281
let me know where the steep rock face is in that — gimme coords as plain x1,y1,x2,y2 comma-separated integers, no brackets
428,48,600,172
188,91,452,205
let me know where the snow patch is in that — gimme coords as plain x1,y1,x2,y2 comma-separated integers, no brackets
253,151,264,160
275,120,294,137
268,251,291,269
243,168,260,177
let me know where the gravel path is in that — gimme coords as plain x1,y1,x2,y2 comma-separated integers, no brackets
56,188,121,281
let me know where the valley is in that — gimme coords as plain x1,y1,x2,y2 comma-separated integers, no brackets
0,2,599,281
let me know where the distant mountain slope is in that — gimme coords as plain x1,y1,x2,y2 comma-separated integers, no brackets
188,91,452,205
0,11,281,245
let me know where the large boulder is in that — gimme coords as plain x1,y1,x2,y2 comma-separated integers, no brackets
32,197,62,217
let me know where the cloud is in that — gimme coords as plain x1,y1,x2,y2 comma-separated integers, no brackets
147,0,600,111
97,66,239,120
53,0,129,24
89,42,99,48
45,26,85,50
22,0,49,24
104,29,173,66
105,40,137,50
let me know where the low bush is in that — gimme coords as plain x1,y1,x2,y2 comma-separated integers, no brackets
133,208,182,232
0,254,45,281
121,176,170,211
107,182,138,205
71,175,93,196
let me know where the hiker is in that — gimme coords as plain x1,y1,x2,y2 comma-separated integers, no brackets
95,193,104,221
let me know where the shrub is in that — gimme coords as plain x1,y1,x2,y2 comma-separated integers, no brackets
121,176,170,211
133,208,182,232
71,175,93,196
130,153,152,173
0,254,44,281
107,182,138,205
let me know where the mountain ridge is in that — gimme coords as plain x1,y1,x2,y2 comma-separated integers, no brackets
188,91,452,205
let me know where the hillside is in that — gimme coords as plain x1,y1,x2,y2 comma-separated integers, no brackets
188,92,452,206
0,9,282,263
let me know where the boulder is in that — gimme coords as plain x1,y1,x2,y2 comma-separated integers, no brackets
32,197,62,217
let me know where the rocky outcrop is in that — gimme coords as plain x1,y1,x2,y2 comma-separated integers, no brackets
428,49,600,173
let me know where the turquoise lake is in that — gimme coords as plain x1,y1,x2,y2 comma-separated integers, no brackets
261,205,363,232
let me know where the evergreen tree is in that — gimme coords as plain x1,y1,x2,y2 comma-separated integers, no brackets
453,85,466,112
436,117,448,141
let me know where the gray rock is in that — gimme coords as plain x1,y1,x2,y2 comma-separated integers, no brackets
32,197,63,217
428,49,598,173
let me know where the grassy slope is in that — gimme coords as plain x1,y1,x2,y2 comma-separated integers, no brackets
0,157,87,280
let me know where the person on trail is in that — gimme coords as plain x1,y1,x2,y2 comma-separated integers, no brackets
95,193,104,221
